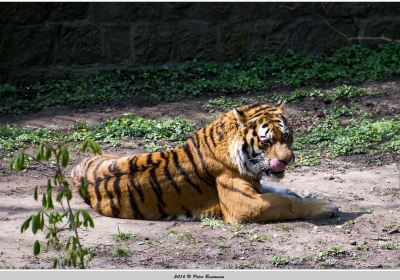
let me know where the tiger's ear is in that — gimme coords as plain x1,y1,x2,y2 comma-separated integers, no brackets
232,108,245,127
275,101,285,112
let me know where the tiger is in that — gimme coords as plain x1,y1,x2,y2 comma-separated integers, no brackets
70,102,338,224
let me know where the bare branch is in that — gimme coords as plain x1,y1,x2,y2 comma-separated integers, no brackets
316,11,400,43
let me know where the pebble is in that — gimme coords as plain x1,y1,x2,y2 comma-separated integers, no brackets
350,241,357,245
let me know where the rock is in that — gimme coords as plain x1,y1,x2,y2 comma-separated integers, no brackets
0,25,55,67
134,23,174,64
56,26,101,65
103,26,131,64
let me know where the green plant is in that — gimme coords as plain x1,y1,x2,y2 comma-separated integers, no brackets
3,44,400,115
1,114,196,153
230,225,247,238
201,218,225,229
113,229,138,242
205,96,246,110
144,142,166,152
0,83,17,98
276,224,293,232
314,246,347,262
377,241,400,250
249,234,266,243
13,139,102,268
330,85,364,100
215,241,230,250
357,244,370,252
270,256,288,266
70,113,196,142
167,230,196,244
112,247,131,257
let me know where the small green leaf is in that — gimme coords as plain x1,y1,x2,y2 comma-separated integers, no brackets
65,237,72,251
31,214,40,234
42,193,48,210
10,153,28,171
80,177,89,199
81,210,95,228
33,240,41,256
20,216,32,233
33,186,38,201
44,145,52,161
81,139,89,153
60,148,69,167
36,143,44,161
89,140,102,155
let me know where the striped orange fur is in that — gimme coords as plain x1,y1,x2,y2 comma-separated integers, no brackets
71,102,338,223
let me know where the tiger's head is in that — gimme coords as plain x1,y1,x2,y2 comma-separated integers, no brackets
229,102,295,180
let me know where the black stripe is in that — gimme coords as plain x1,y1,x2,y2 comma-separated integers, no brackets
128,156,145,202
83,157,98,183
130,177,144,202
160,151,167,159
219,182,254,199
171,150,203,194
209,126,217,147
162,152,181,194
149,168,165,207
109,163,123,213
242,141,250,157
79,158,98,205
250,138,258,158
201,128,216,157
182,141,209,185
191,134,214,185
218,128,224,141
92,158,109,214
112,177,122,218
158,203,168,219
127,182,144,219
104,176,119,217
129,156,138,173
146,153,153,165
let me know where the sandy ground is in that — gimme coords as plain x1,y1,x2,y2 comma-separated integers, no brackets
0,81,399,269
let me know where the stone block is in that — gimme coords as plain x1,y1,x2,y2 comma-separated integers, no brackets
47,3,89,21
0,3,49,24
219,23,249,60
133,24,174,64
103,26,131,64
0,25,55,67
56,26,101,65
161,3,195,21
175,21,218,61
194,3,235,22
90,3,162,22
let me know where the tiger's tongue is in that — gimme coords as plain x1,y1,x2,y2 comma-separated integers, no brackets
270,158,286,173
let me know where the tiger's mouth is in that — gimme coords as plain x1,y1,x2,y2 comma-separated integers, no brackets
264,168,286,179
264,158,287,179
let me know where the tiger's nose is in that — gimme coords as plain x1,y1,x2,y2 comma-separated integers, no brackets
275,145,295,166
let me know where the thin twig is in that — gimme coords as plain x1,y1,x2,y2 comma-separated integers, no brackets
316,11,400,43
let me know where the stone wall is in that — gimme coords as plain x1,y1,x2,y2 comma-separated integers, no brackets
1,2,400,81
